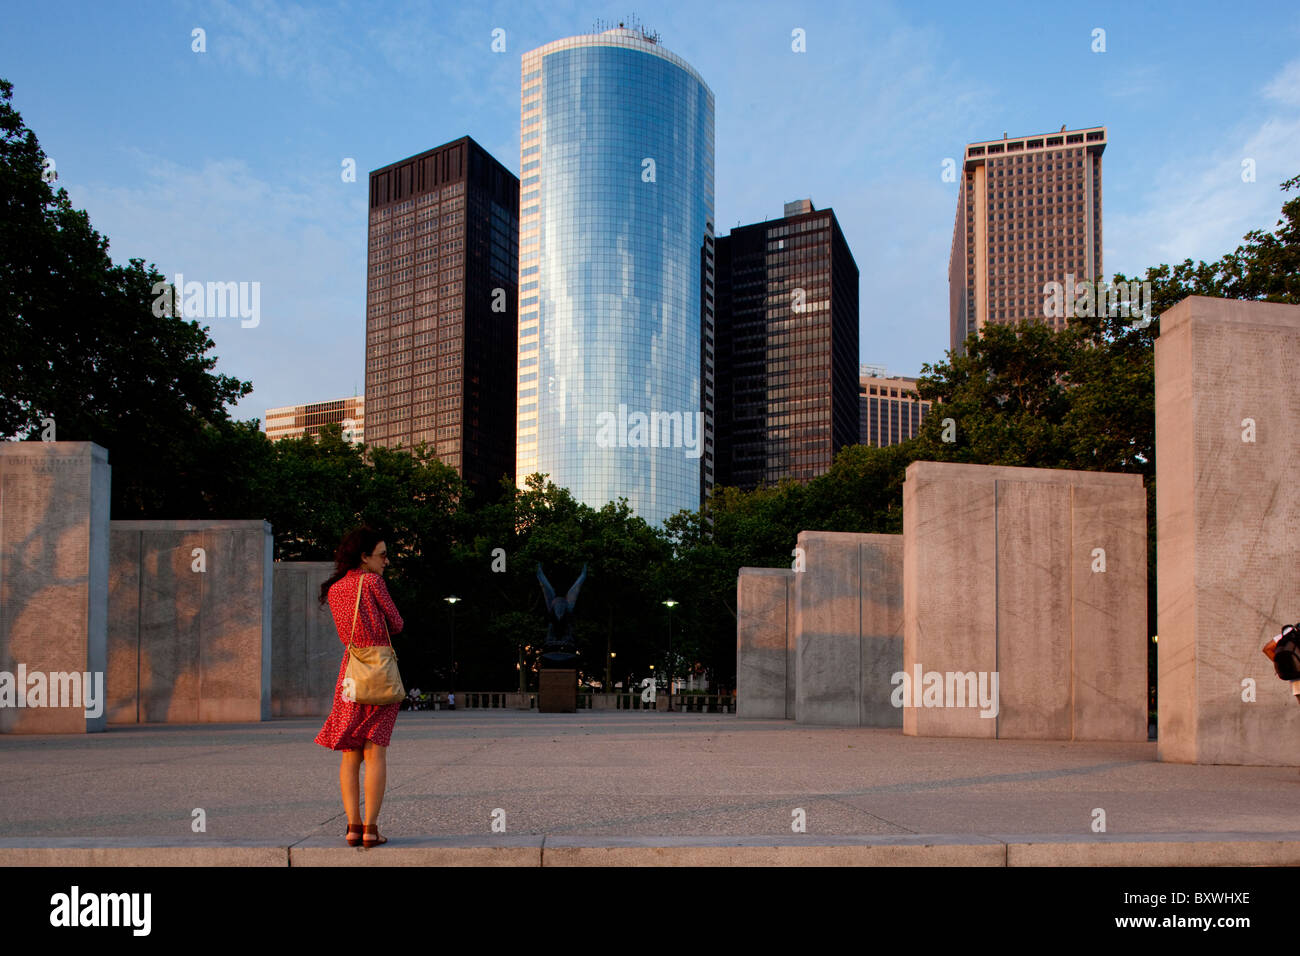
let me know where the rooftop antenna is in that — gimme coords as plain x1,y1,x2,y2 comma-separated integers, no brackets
595,13,660,43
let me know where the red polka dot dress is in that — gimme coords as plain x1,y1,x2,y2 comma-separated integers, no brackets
315,569,405,751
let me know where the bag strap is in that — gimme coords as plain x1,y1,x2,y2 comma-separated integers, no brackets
345,572,395,656
346,573,364,647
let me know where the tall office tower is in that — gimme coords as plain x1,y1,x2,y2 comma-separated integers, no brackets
264,395,365,443
366,136,519,493
714,199,860,490
858,366,931,447
515,26,715,526
949,126,1106,357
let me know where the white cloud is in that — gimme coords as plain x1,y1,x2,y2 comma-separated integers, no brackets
1105,63,1163,100
201,0,377,98
1263,58,1300,107
198,0,526,112
66,149,368,423
1106,60,1300,278
701,2,994,375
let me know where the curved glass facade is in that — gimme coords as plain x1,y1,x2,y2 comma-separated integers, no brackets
516,30,715,526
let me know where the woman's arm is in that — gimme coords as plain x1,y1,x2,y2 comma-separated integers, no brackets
366,573,404,635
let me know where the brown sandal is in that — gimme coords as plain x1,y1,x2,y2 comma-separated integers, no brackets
362,824,387,848
346,823,365,847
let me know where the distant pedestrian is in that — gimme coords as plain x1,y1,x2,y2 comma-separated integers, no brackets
448,691,455,711
1262,626,1300,706
314,527,404,848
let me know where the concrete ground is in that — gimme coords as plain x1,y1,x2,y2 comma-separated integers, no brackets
2,711,1298,865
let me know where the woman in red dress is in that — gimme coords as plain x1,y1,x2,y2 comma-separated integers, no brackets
315,527,404,848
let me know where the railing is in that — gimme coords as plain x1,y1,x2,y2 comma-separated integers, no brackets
402,691,736,713
592,693,735,713
594,693,654,710
401,691,531,710
669,694,736,714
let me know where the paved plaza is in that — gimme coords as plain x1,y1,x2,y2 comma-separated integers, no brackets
2,710,1299,865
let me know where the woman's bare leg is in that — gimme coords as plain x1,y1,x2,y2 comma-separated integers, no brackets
340,749,363,825
362,741,387,824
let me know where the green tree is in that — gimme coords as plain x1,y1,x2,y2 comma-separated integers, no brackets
908,311,1153,480
0,78,253,517
450,475,673,691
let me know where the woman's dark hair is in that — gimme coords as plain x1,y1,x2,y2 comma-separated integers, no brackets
319,526,388,605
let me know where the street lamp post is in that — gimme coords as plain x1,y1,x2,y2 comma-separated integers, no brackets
662,599,678,712
444,596,460,708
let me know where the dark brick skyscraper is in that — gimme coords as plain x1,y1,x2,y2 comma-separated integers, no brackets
949,126,1106,357
365,136,518,493
715,199,859,490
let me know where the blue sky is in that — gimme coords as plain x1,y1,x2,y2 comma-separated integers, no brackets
4,0,1298,424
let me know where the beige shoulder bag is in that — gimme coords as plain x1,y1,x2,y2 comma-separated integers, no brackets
342,573,405,706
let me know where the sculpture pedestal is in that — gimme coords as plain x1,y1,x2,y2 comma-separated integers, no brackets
539,669,577,713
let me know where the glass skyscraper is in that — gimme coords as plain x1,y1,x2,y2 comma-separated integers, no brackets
515,27,715,526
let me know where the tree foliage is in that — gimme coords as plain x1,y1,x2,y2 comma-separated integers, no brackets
0,77,254,517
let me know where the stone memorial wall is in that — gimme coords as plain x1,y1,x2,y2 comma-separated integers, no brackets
271,561,339,717
903,461,1147,740
0,442,111,733
736,567,794,719
108,520,273,723
793,532,903,727
1156,296,1300,765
